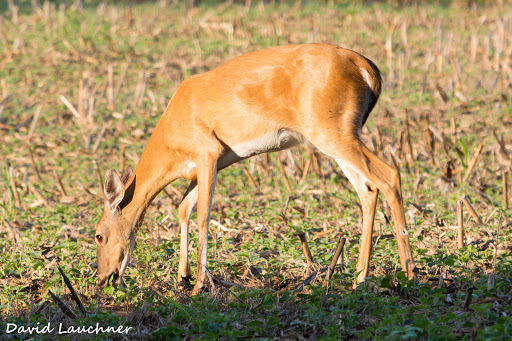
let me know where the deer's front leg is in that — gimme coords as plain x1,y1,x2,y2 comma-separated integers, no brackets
177,181,198,288
192,156,218,295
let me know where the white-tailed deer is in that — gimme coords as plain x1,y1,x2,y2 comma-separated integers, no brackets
95,43,416,294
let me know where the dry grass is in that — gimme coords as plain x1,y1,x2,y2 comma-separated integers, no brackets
1,0,512,339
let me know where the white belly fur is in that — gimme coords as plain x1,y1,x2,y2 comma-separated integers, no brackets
231,129,304,158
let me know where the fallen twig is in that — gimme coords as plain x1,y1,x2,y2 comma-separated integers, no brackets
295,265,328,291
464,186,498,206
58,266,87,318
59,94,80,118
206,271,217,297
211,274,246,290
48,290,78,319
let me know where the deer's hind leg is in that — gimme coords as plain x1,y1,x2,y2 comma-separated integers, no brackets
309,133,416,282
335,162,379,283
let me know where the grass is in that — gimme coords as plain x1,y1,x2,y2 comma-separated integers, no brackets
1,0,512,339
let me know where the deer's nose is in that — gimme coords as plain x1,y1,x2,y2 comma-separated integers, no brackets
97,270,119,288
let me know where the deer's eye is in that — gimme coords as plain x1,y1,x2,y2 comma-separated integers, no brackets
96,234,103,243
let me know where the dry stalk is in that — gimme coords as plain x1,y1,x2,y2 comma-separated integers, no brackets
28,148,41,181
375,124,383,155
8,166,23,209
297,231,314,266
27,105,42,141
451,117,456,145
503,171,509,209
424,114,436,166
400,20,410,69
470,33,478,65
120,145,126,172
313,151,326,192
161,188,173,201
404,112,415,167
107,64,114,109
461,195,483,225
492,130,510,161
287,150,302,178
449,50,464,94
167,184,183,198
243,167,259,192
4,218,20,245
93,159,104,194
385,17,398,81
282,195,291,217
92,124,108,153
277,154,292,193
323,236,346,287
29,183,53,210
114,63,129,103
389,150,401,172
52,169,68,197
435,82,449,103
463,287,473,311
78,79,85,117
134,70,146,107
76,181,95,198
457,199,465,248
299,159,311,185
463,140,486,182
257,155,270,177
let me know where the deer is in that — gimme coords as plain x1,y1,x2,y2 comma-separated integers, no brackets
95,43,416,295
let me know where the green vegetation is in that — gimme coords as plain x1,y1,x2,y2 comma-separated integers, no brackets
1,0,511,339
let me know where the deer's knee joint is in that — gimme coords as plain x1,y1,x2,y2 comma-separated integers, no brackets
364,180,378,194
178,203,189,221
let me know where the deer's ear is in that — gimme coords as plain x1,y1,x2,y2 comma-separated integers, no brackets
121,165,134,185
104,170,125,210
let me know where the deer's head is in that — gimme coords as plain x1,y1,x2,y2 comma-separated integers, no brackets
95,166,136,288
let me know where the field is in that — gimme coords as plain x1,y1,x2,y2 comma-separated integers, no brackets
1,0,512,339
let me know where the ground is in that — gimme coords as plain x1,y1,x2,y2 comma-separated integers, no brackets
0,0,512,340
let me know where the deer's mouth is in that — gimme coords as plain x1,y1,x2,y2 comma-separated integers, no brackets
97,269,121,288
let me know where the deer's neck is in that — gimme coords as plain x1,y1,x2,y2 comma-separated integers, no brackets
122,135,182,226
